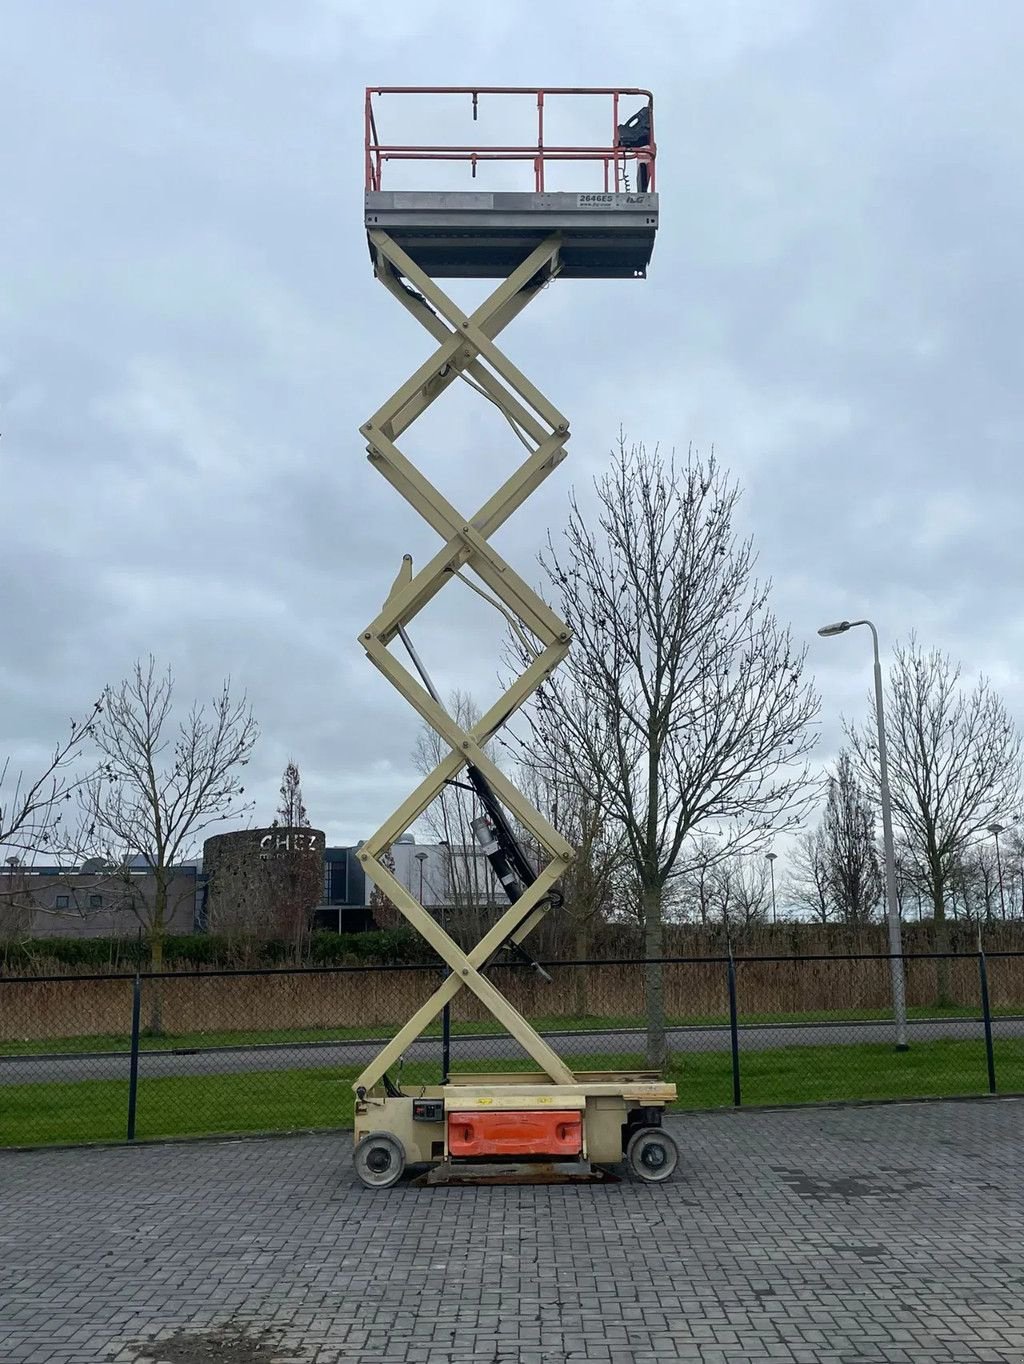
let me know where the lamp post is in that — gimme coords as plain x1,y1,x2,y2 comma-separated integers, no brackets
765,853,778,925
987,824,1007,921
818,618,909,1050
415,850,428,905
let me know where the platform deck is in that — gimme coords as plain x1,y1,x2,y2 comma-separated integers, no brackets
365,189,658,278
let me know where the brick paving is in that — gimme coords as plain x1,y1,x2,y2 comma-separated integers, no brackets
1,1099,1022,1363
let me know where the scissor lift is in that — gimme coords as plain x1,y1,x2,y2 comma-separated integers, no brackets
352,87,677,1187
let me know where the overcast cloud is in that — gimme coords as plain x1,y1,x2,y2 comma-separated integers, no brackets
2,1,1022,852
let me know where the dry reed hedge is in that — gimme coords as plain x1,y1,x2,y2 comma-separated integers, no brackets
0,977,136,1042
5,919,1024,980
4,949,1024,1043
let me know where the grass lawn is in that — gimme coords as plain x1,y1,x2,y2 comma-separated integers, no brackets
2,1001,1014,1057
3,1037,1023,1148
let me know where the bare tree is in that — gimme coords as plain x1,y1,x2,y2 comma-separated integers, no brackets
368,846,401,931
0,703,104,958
81,658,258,1014
893,841,930,923
0,703,101,865
786,827,832,924
714,856,772,935
786,756,882,930
413,690,502,945
668,839,719,928
511,739,629,1005
675,850,770,935
526,439,818,1064
822,751,882,926
0,857,35,947
949,841,1003,926
262,832,322,961
847,637,1022,998
274,760,308,830
266,761,320,961
1006,826,1024,920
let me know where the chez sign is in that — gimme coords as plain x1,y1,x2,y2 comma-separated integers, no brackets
258,831,323,854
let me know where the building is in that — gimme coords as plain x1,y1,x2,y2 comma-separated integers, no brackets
388,834,505,909
0,862,202,939
2,830,510,942
201,831,373,936
312,845,372,933
313,835,507,929
203,827,327,936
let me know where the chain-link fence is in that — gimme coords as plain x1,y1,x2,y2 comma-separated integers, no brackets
2,951,1022,1146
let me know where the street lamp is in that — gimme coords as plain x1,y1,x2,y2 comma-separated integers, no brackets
987,824,1007,920
765,853,778,925
414,850,428,905
817,618,909,1050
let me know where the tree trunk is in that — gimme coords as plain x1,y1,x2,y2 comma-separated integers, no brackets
642,882,666,1069
573,917,590,1018
292,880,306,966
147,883,166,1036
932,877,951,1006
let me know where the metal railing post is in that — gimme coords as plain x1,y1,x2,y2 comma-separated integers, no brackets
126,973,142,1141
727,953,741,1107
978,949,997,1095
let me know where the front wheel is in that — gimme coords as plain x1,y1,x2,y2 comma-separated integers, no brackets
353,1131,406,1189
626,1126,679,1183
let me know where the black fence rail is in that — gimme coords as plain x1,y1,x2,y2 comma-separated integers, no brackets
2,951,1022,1147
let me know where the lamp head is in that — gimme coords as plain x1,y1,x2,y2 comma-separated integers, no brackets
817,620,852,638
987,824,1005,837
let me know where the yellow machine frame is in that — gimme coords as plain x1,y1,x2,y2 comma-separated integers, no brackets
351,87,676,1186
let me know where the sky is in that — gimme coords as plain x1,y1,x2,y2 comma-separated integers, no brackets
2,0,1022,857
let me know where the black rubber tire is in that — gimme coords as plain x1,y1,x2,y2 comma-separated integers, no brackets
626,1125,679,1183
353,1131,407,1189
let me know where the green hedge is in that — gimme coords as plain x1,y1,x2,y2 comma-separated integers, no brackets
307,929,432,965
1,936,148,970
0,928,432,974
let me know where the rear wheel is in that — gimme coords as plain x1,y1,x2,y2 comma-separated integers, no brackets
626,1126,678,1183
353,1131,406,1189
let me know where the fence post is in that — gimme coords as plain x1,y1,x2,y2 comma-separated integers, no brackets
126,974,142,1141
727,953,741,1107
978,950,997,1095
441,984,451,1085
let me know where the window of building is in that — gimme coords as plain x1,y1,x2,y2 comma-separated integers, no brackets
89,894,102,909
55,894,69,909
320,854,349,905
330,858,348,904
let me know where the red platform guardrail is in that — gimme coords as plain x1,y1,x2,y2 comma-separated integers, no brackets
365,86,656,194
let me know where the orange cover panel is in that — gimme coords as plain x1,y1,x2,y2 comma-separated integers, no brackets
447,1109,583,1158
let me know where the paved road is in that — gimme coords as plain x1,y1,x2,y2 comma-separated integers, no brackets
3,1014,1021,1086
2,1099,1023,1362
